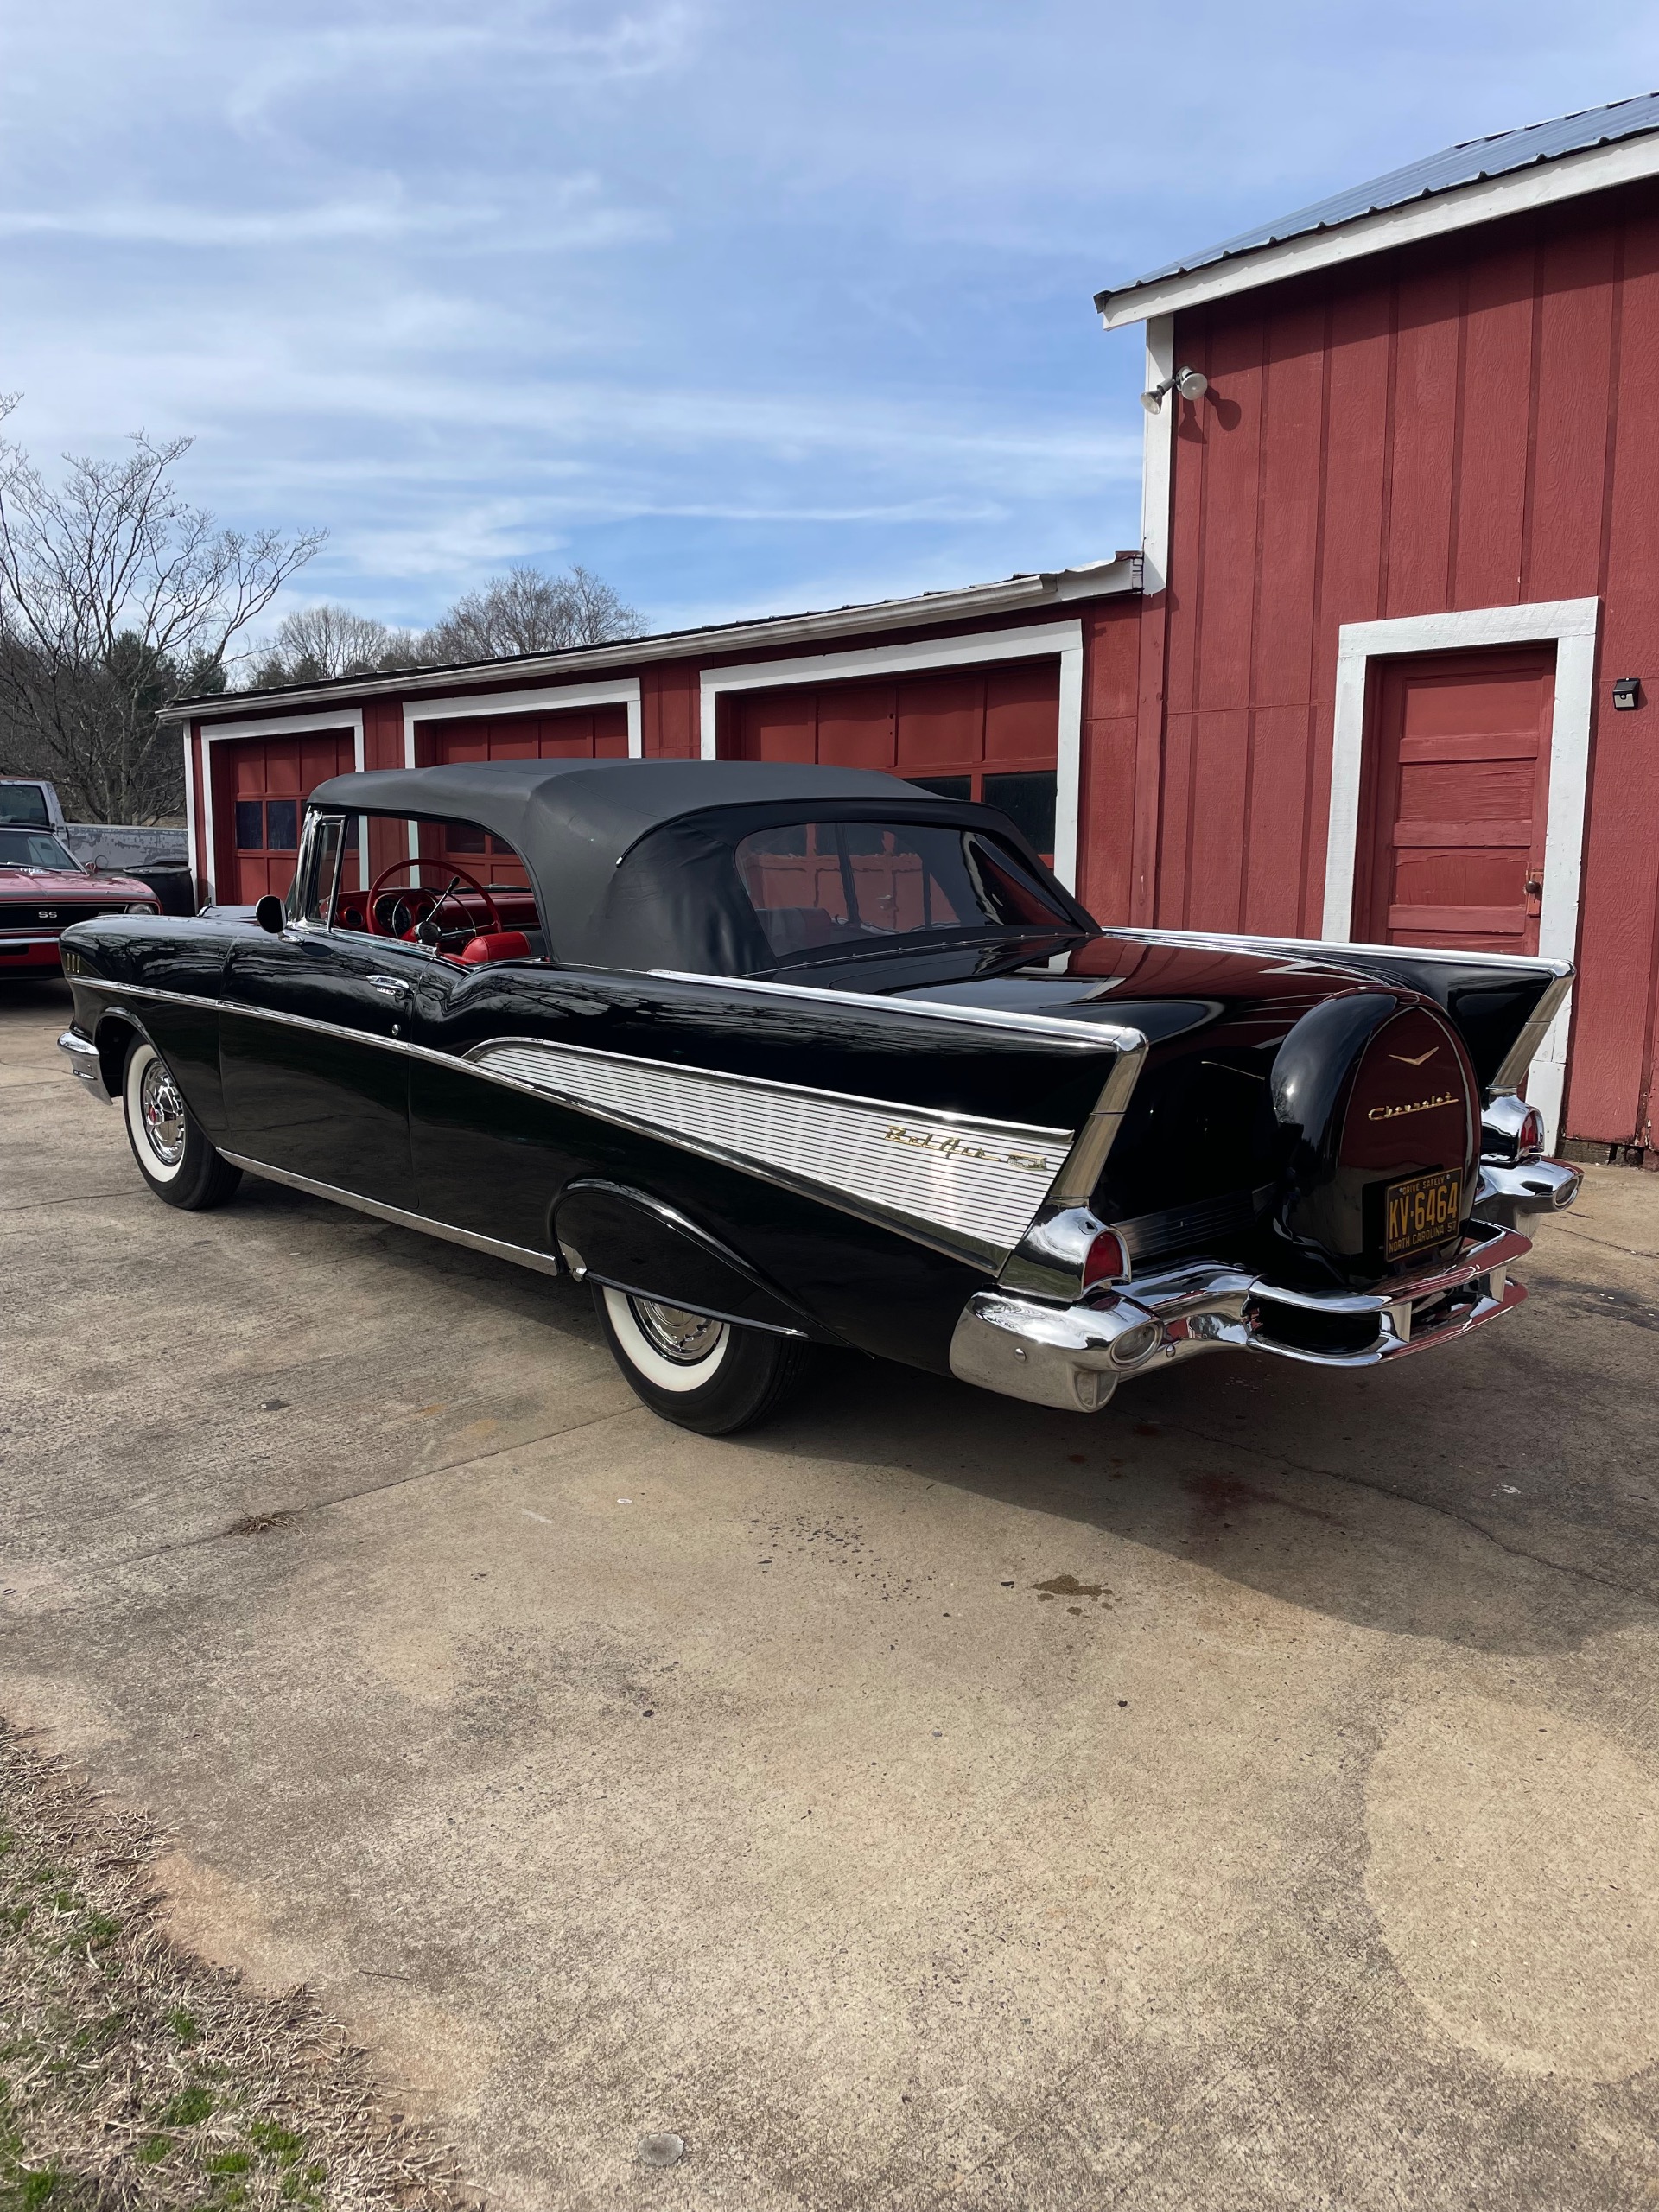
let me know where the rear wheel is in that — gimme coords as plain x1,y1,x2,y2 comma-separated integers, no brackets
122,1037,242,1211
593,1284,810,1435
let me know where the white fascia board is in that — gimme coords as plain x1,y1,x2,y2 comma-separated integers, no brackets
1097,130,1659,331
162,563,1140,727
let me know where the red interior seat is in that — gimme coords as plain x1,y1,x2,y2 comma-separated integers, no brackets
456,930,533,965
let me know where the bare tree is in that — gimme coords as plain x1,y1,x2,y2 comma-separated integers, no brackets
419,564,645,664
0,397,323,822
245,602,419,690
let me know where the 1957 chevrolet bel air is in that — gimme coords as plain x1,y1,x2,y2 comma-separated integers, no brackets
58,758,1582,1433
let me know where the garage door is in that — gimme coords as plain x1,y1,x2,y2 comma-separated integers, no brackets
413,705,630,886
725,664,1060,858
1357,650,1554,951
220,729,356,903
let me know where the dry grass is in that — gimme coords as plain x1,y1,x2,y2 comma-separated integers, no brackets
0,1725,479,2212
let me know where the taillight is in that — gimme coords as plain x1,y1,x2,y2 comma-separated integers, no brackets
1516,1105,1545,1158
1083,1229,1128,1290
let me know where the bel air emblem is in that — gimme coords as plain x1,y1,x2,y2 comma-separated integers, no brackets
885,1124,1052,1173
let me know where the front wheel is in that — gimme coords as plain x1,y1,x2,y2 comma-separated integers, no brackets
122,1038,242,1211
593,1285,810,1435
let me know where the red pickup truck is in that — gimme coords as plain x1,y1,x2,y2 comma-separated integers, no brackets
0,823,159,973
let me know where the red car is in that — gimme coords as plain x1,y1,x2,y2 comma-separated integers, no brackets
0,824,160,974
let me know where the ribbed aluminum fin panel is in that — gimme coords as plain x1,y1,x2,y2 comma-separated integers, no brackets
470,1039,1071,1255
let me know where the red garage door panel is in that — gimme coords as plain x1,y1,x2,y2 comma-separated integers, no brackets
728,661,1061,856
219,730,355,903
416,706,630,885
419,707,629,767
1359,651,1554,953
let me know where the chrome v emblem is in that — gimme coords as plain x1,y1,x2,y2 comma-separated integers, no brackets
1390,1048,1438,1066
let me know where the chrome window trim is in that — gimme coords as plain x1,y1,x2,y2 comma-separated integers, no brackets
216,1152,565,1275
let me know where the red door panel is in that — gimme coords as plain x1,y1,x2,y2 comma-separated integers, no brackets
1358,650,1554,953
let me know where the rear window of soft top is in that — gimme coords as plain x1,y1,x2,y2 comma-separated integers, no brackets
734,817,1074,963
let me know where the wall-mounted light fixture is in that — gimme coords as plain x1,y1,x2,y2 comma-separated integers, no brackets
1141,365,1209,415
1612,676,1643,710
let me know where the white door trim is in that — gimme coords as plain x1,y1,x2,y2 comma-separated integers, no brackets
400,676,643,770
697,620,1085,890
1140,315,1175,594
196,709,365,906
1321,597,1600,1146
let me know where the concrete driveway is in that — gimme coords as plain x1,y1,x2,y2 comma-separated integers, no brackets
5,976,1659,2211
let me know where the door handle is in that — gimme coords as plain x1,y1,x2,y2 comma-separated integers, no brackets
367,974,411,1000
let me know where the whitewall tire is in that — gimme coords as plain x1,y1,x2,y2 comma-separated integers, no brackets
593,1283,812,1435
121,1037,242,1211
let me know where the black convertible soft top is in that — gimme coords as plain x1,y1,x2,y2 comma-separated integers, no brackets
306,756,1096,972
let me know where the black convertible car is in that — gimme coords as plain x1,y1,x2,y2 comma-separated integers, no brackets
59,758,1581,1433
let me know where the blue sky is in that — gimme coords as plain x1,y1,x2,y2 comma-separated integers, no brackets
6,0,1659,645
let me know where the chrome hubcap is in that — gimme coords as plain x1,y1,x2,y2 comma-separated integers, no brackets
629,1299,724,1365
139,1058,186,1166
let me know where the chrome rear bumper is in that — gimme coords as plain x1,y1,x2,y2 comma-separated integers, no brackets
950,1222,1534,1413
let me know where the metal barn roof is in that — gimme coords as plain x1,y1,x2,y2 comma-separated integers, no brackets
1096,92,1659,321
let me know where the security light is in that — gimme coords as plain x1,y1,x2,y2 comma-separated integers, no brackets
1140,366,1210,412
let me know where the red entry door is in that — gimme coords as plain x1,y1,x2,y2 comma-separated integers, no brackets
222,729,357,903
1358,649,1554,952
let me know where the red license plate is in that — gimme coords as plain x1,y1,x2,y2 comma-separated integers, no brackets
1384,1169,1462,1261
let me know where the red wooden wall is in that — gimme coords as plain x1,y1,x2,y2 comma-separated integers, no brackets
1152,178,1659,1147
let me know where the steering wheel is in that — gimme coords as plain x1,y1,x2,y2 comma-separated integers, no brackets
365,858,501,940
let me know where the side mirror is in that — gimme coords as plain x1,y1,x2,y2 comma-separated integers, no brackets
254,894,286,934
415,915,443,945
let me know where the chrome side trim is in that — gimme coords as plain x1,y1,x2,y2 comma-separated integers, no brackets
1490,972,1576,1096
1102,924,1573,982
1046,1039,1147,1204
464,1033,1071,1140
996,1040,1150,1300
0,936,66,950
57,1028,111,1103
217,1153,565,1277
649,968,1147,1052
467,1035,1071,1261
79,981,1072,1269
577,1274,807,1338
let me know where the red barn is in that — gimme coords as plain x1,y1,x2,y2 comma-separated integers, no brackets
1092,92,1659,1161
172,92,1659,1162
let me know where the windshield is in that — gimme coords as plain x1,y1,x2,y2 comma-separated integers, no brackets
0,829,79,871
0,785,51,829
734,819,1078,966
